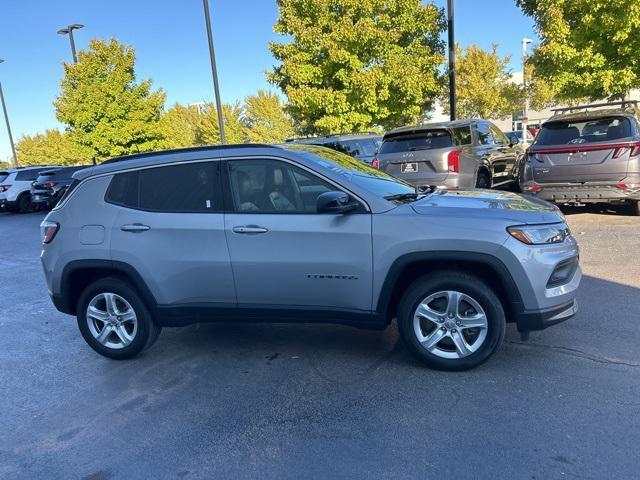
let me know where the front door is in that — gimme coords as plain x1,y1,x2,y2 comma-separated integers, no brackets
223,157,373,314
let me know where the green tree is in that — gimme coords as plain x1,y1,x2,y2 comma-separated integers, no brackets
159,103,202,149
15,129,90,166
525,62,558,111
197,102,245,145
55,38,166,161
517,0,640,101
443,44,521,119
268,0,445,134
243,90,295,143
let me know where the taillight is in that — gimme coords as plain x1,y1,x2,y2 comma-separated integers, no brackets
371,158,380,169
0,184,11,192
616,183,640,190
447,149,462,173
40,221,59,244
522,184,541,192
631,144,640,156
612,147,627,159
43,181,57,188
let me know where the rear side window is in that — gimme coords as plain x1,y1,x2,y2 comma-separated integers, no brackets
379,130,453,154
106,162,219,212
16,169,41,181
452,127,472,146
536,117,632,146
475,123,495,146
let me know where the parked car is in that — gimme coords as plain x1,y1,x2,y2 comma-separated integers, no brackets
286,133,382,164
31,166,91,210
505,130,535,146
374,120,521,190
40,144,580,370
520,101,640,215
0,166,58,213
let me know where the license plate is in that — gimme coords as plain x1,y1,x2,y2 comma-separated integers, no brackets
401,162,418,173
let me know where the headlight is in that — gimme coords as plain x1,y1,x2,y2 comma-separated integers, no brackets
507,223,569,245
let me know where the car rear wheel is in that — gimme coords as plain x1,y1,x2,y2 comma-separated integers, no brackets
76,277,161,359
397,272,506,371
627,200,640,216
17,193,35,213
475,171,491,189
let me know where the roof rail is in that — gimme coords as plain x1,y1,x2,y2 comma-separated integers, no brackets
100,144,278,165
551,100,639,114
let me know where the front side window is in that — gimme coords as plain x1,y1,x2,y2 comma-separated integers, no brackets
490,124,509,145
475,123,495,146
228,159,337,213
106,162,218,212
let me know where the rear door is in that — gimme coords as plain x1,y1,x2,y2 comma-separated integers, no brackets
474,122,516,186
108,160,236,308
530,116,637,183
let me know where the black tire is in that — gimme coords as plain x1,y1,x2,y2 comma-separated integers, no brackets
626,200,640,216
76,276,161,359
397,271,506,371
475,170,491,189
17,193,35,213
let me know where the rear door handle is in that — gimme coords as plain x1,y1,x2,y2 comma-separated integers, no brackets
232,225,268,234
120,223,150,233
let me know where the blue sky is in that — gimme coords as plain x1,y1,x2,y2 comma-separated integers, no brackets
0,0,537,161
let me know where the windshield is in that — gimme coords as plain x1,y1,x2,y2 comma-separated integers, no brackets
535,117,632,146
283,144,416,198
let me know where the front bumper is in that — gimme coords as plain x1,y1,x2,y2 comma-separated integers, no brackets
523,182,640,204
515,299,578,333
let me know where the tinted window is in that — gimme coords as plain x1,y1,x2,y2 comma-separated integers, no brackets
328,138,381,157
228,159,336,213
0,172,8,183
379,130,453,154
452,127,472,146
535,117,632,146
106,162,218,212
475,123,494,146
16,169,42,181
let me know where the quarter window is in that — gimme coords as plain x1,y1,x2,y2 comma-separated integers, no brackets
106,162,218,212
228,159,337,213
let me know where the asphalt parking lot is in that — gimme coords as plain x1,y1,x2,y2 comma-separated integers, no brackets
1,207,639,479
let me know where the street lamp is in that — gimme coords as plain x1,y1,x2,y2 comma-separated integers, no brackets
447,0,456,121
521,37,533,147
57,24,84,63
202,0,226,144
0,59,18,167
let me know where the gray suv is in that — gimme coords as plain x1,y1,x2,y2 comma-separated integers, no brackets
375,120,521,190
520,102,640,215
40,144,580,370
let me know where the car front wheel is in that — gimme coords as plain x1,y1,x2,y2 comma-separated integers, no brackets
397,272,505,371
76,277,161,359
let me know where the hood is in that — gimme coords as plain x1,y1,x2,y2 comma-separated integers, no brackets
410,189,563,225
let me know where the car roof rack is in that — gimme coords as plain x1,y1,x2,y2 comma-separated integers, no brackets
551,100,639,114
100,144,278,165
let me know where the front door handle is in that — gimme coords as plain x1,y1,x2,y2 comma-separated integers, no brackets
120,223,150,233
232,225,268,234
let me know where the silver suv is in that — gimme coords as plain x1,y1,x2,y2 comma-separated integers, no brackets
520,102,640,215
375,120,521,190
40,144,581,370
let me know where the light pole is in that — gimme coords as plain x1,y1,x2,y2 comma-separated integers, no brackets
57,24,84,63
0,59,18,167
202,0,226,144
521,37,533,147
447,0,456,121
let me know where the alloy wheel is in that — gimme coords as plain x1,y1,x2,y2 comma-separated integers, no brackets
86,292,138,350
412,290,489,359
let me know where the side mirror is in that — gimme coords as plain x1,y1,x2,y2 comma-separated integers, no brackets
317,191,357,214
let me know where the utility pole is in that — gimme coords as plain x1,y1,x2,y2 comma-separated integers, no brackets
57,24,84,63
447,0,456,121
202,0,226,144
0,59,18,167
521,37,533,147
